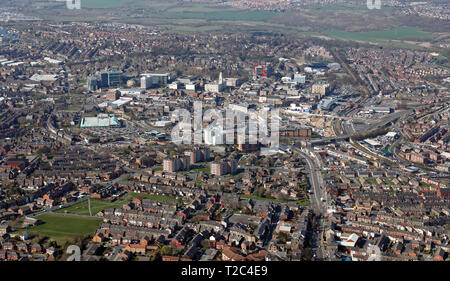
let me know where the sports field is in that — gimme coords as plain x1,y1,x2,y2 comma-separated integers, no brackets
55,198,124,216
56,192,180,216
29,214,102,244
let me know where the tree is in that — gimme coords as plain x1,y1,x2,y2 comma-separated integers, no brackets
255,187,265,198
159,245,176,256
36,146,51,155
277,232,289,244
200,240,210,250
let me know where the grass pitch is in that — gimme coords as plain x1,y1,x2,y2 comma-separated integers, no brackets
29,214,102,244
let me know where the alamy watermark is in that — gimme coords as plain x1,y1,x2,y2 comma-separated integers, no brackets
66,245,81,261
170,102,280,155
367,0,382,9
65,0,81,10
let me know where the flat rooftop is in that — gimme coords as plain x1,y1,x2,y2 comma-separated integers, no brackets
80,114,119,128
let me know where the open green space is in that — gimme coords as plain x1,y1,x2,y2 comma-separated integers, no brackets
81,0,135,9
160,10,280,21
167,4,237,13
3,0,446,51
365,178,378,185
55,198,124,216
56,192,181,216
323,26,433,43
304,3,376,11
28,214,101,244
178,165,211,174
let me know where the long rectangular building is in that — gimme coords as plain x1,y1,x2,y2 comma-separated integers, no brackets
80,114,119,128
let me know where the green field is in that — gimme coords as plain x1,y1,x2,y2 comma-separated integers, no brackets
305,4,373,11
3,0,445,49
323,26,433,43
78,0,280,22
177,165,210,174
29,215,101,244
365,178,378,185
81,0,135,9
56,192,180,216
55,199,124,216
160,10,280,21
167,4,237,13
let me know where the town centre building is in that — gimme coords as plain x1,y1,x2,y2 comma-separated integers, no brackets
80,114,119,128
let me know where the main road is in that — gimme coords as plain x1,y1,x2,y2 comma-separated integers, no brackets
291,145,327,260
293,147,325,212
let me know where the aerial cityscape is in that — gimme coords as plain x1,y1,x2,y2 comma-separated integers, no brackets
0,0,448,266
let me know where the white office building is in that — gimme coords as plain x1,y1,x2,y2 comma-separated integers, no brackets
140,73,170,89
293,73,306,84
